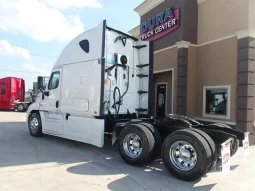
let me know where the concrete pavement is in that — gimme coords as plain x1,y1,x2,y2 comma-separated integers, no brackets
0,111,254,191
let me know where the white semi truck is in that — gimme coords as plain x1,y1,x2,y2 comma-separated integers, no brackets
27,20,245,181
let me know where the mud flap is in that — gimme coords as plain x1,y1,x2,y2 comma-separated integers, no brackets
220,138,232,173
243,132,250,159
112,124,125,145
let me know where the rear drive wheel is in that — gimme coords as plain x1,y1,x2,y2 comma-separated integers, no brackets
17,104,25,112
140,123,162,160
28,113,43,137
119,124,155,166
189,128,216,172
230,139,239,157
162,130,212,181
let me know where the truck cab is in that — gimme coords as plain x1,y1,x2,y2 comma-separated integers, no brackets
26,20,150,148
0,77,25,111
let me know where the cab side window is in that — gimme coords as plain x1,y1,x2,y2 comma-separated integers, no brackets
1,89,5,95
48,72,60,90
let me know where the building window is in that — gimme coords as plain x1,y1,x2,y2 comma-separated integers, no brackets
203,86,231,119
48,72,60,90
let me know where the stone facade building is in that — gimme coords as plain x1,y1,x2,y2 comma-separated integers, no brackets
129,0,255,143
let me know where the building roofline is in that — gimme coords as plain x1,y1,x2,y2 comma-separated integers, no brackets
128,25,140,37
134,0,165,16
134,0,208,17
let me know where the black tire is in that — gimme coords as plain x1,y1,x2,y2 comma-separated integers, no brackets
118,124,155,166
189,128,216,172
230,139,239,157
17,104,25,112
140,123,162,160
28,113,43,137
223,125,239,157
162,129,212,181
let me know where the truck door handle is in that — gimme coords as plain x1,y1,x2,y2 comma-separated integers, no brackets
66,113,71,120
56,101,59,108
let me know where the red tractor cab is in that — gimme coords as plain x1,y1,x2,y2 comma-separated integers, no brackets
0,77,25,111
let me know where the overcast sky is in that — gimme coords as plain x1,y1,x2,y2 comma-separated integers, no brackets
0,0,143,90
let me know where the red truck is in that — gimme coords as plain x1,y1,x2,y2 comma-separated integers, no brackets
0,77,27,111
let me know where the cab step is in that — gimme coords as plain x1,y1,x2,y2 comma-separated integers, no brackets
136,108,148,112
136,64,149,68
137,74,149,78
138,90,148,94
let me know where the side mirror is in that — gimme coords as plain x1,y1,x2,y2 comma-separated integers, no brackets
37,76,44,90
39,88,44,93
44,91,49,96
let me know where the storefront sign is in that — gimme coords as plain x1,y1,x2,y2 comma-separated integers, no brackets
221,139,231,173
140,8,180,41
243,132,250,159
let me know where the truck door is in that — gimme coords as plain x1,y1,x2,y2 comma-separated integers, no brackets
61,21,106,147
39,68,63,135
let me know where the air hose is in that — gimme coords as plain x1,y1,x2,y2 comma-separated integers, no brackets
121,66,130,99
113,86,121,115
112,66,130,115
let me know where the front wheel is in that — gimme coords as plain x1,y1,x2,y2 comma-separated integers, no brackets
162,130,212,181
28,113,43,137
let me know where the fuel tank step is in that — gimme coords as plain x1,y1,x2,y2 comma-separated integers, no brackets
136,74,149,78
135,108,148,112
136,64,149,68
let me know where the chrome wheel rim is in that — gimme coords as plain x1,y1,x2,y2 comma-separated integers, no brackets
123,133,143,158
29,118,39,133
169,141,197,171
18,105,24,111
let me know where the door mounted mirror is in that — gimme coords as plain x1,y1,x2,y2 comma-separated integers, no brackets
44,91,49,96
37,76,44,90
